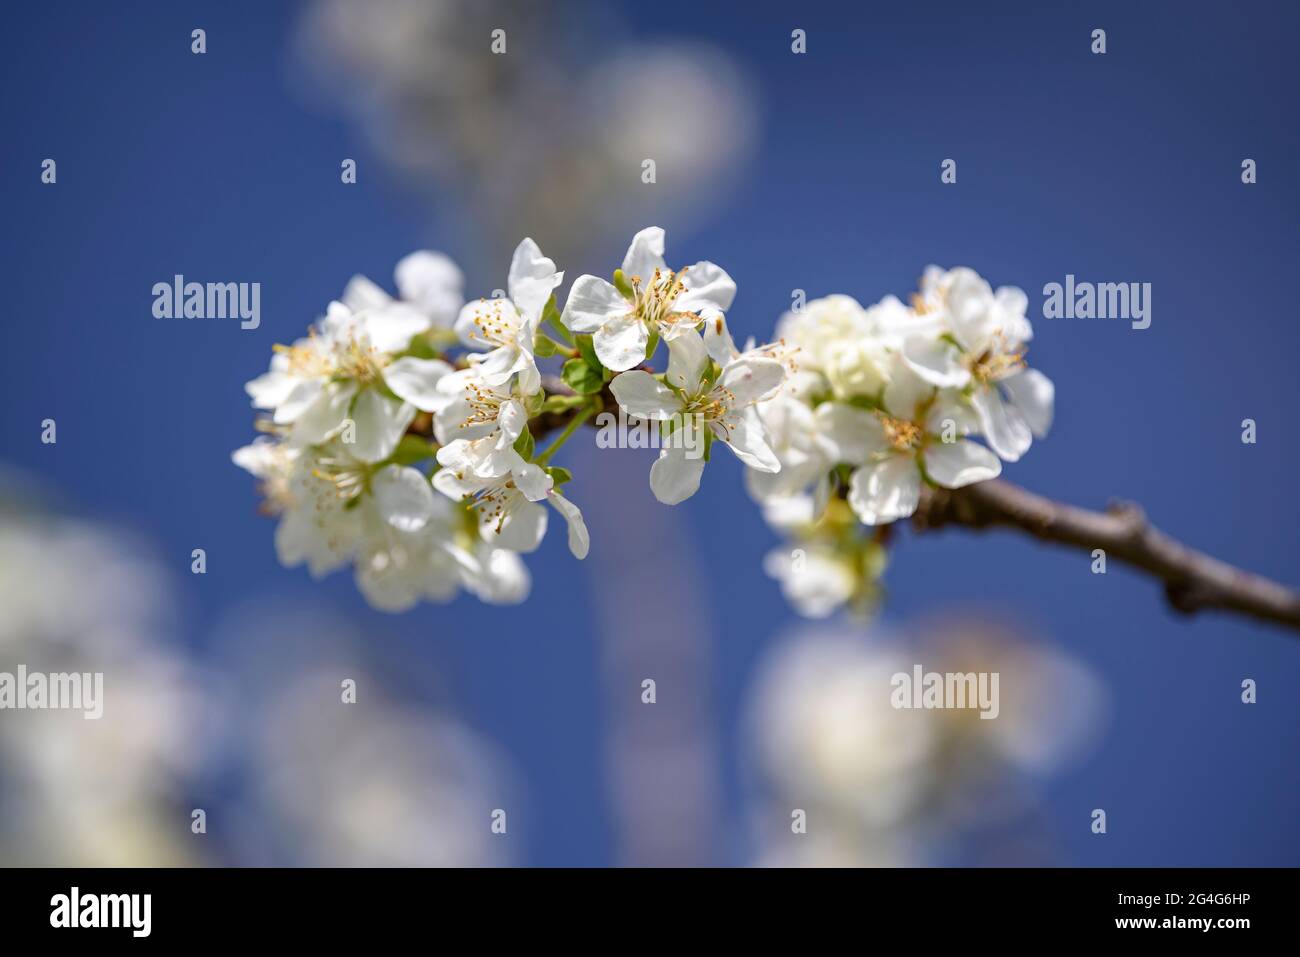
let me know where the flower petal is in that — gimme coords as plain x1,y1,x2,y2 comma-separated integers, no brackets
287,381,354,444
621,226,667,281
455,297,522,352
902,336,970,388
722,406,780,472
609,370,677,420
362,302,431,352
718,356,786,405
665,328,710,391
970,388,1031,462
371,464,436,532
348,388,416,463
457,545,531,604
384,356,455,411
484,496,547,553
246,368,296,410
342,274,390,313
675,260,736,315
395,250,464,326
547,492,590,559
649,445,707,504
703,314,738,364
593,312,650,371
513,461,555,502
1002,368,1054,438
847,456,921,524
924,438,1002,488
507,237,562,320
814,402,890,463
561,275,629,334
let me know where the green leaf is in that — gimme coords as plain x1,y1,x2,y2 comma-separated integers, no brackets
513,429,535,461
389,435,437,466
546,466,573,486
562,357,604,395
533,333,558,358
575,334,602,371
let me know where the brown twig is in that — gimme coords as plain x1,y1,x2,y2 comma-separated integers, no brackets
423,376,1300,634
913,479,1300,634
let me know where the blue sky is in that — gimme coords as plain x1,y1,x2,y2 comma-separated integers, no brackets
2,1,1298,865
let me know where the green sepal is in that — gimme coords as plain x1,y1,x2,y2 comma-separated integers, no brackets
402,335,441,360
701,359,721,391
388,435,437,466
562,357,604,395
576,334,602,371
543,296,574,346
541,393,590,414
546,466,574,486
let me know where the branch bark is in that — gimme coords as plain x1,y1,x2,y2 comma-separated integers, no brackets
464,377,1300,635
913,479,1300,634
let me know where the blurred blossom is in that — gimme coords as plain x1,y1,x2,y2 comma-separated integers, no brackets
0,491,214,866
744,615,1106,866
0,478,520,868
213,603,519,867
292,0,758,263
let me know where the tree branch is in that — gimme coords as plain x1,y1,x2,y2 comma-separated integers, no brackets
455,376,1300,635
913,479,1300,634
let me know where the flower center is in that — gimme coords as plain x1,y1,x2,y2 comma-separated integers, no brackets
311,454,369,501
630,268,696,333
966,340,1025,385
467,479,520,535
464,298,518,349
877,413,924,452
460,381,510,431
332,337,386,385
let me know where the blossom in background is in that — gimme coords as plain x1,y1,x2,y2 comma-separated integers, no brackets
744,621,1105,866
292,1,758,266
0,501,213,866
562,227,737,371
344,250,465,334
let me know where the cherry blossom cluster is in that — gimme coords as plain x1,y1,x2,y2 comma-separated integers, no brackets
235,227,1051,616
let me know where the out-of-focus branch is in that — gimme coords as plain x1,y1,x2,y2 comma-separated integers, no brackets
913,479,1300,634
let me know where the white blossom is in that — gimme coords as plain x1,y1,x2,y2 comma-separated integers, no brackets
609,329,784,504
561,226,736,371
453,238,562,395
